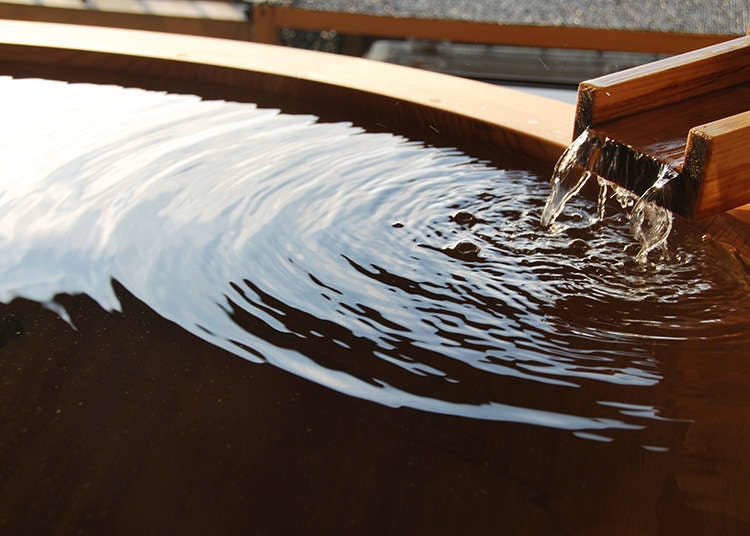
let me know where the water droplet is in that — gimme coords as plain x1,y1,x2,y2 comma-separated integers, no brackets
451,211,480,226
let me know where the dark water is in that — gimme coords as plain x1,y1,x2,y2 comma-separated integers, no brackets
1,78,750,534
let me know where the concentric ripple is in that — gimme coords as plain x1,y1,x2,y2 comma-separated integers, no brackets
2,78,749,434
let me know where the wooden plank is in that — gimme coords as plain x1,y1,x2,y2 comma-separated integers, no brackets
574,35,750,136
252,3,279,44
684,112,750,220
268,5,732,54
0,0,253,41
590,83,750,171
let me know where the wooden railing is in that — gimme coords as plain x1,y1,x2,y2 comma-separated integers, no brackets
252,3,735,54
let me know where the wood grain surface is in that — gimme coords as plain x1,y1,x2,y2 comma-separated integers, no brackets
685,111,750,220
574,35,750,135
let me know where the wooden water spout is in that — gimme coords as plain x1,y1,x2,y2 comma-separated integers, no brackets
574,32,750,220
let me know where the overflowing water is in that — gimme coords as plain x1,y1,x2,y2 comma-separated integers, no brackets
541,128,679,263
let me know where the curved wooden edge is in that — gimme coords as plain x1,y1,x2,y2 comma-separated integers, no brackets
1,20,749,262
0,19,572,169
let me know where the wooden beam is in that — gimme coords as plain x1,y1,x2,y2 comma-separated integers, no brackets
252,3,279,44
574,35,750,136
267,5,733,54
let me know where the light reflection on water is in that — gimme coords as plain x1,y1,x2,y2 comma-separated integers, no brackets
1,77,750,438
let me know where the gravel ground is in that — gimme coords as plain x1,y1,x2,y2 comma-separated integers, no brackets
255,0,749,35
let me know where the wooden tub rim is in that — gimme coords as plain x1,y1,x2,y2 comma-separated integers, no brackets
0,19,748,258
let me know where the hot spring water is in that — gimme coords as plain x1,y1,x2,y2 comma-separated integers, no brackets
2,77,749,432
2,77,750,529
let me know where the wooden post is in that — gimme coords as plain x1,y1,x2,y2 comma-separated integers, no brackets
684,112,750,219
253,4,279,45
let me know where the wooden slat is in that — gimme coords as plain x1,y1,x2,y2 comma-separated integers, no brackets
590,83,749,171
574,36,750,136
685,112,750,220
256,5,733,54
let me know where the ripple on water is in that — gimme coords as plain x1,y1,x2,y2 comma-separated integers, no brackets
1,77,750,435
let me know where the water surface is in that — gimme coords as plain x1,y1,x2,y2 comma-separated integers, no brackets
1,77,750,533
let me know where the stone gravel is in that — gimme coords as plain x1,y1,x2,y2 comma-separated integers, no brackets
258,0,749,35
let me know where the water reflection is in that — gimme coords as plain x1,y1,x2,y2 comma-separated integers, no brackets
1,78,750,439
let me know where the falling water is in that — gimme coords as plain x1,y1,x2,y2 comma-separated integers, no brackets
541,128,680,263
540,130,600,228
630,166,679,263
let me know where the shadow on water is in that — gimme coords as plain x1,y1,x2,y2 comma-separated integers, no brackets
1,78,750,533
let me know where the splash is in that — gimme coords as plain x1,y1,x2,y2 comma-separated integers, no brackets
540,130,600,228
541,128,680,263
630,166,679,263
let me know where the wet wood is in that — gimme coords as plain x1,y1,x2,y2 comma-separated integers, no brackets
252,4,733,54
574,36,750,136
575,35,750,220
685,111,750,220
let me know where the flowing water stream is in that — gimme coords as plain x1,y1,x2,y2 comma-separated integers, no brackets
541,128,679,263
2,77,750,533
